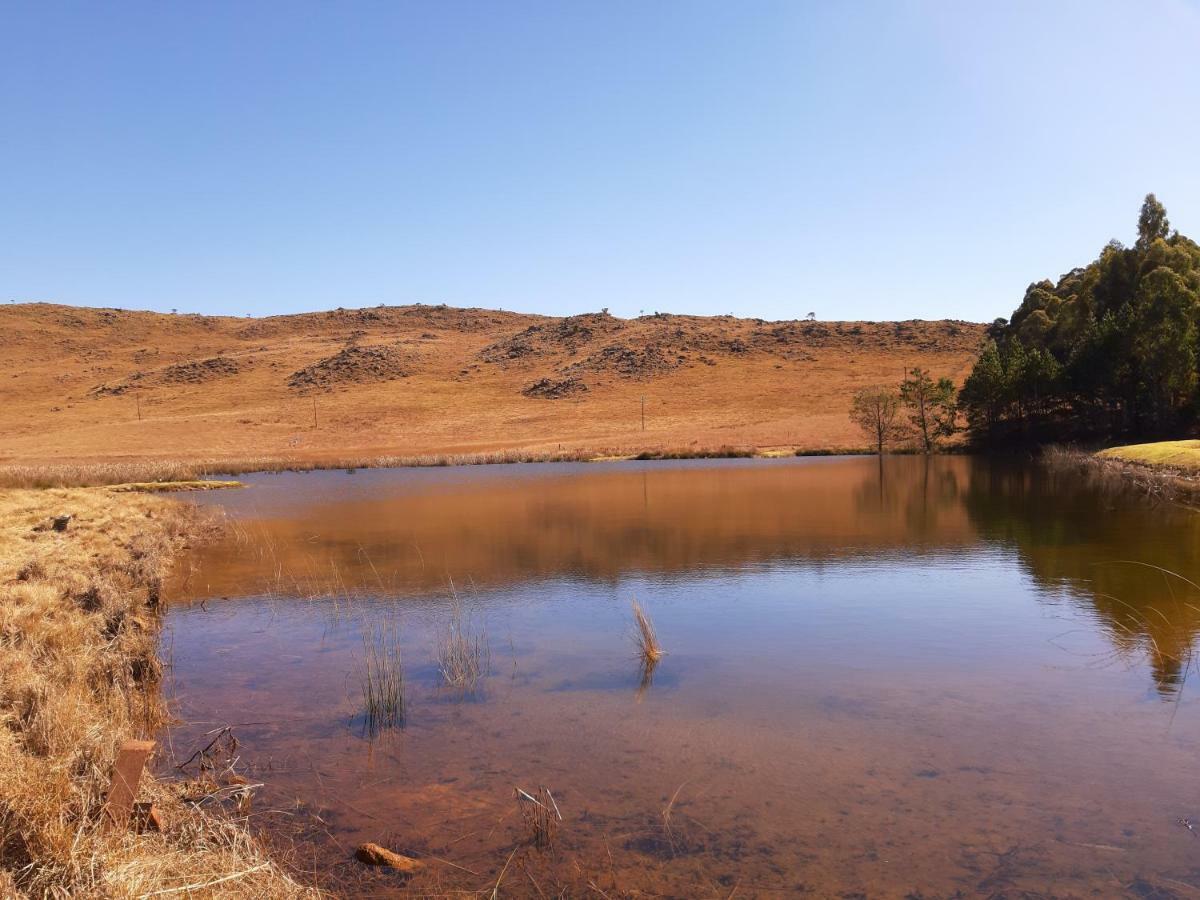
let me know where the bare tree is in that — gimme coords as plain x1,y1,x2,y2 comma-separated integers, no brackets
850,386,903,454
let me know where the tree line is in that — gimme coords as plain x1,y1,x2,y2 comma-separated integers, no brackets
962,194,1200,443
851,195,1200,451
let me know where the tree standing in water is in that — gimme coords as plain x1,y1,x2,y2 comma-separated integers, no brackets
850,386,903,454
900,367,957,452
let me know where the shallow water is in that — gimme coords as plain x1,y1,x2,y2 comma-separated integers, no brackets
165,457,1200,897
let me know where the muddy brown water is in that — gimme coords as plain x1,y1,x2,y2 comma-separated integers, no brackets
164,456,1200,897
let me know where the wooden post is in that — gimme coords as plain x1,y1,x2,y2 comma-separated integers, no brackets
312,396,318,429
103,739,155,831
641,396,645,432
136,396,142,421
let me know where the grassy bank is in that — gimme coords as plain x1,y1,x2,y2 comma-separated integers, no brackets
1097,439,1200,472
0,487,312,897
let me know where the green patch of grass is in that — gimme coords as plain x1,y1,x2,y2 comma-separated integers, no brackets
1097,440,1200,472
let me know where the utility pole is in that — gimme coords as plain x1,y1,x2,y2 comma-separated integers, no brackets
641,396,645,432
312,397,318,429
136,396,141,421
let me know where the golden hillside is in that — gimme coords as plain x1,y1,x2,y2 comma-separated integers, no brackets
0,303,986,466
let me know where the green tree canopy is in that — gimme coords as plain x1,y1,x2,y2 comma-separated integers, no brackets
900,368,957,452
1137,193,1170,251
961,194,1200,442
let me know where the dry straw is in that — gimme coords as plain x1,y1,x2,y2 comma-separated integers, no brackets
0,486,316,896
631,598,665,665
516,786,562,849
436,585,490,691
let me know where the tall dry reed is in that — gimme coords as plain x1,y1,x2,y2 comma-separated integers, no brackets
360,619,405,735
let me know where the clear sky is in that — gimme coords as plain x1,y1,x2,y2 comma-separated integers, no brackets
3,1,1199,322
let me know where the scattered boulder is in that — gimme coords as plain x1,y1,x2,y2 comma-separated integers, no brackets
567,343,678,379
479,312,624,366
479,335,539,363
161,356,240,384
90,372,145,396
523,377,588,399
355,843,423,872
288,345,413,392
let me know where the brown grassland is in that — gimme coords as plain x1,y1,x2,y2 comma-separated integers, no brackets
0,302,985,484
0,487,313,897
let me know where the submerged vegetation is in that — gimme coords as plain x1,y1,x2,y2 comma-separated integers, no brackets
516,787,562,850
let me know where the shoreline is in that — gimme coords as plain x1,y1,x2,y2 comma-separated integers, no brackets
1042,444,1200,504
0,443,960,489
0,486,315,897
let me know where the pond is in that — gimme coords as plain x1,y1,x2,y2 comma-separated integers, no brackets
165,456,1200,897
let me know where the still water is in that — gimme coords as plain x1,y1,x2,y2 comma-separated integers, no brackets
166,457,1200,897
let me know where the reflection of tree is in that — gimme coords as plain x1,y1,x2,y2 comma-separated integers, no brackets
851,456,964,542
964,461,1200,696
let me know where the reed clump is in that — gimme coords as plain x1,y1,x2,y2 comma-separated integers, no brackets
631,599,665,665
0,486,315,896
436,592,490,691
361,619,405,734
516,787,562,850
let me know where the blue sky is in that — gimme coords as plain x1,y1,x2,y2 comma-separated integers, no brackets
3,1,1199,322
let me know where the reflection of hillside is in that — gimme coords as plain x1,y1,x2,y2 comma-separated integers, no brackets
964,463,1200,695
175,458,978,602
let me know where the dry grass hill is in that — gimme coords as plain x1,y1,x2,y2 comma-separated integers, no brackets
0,302,986,469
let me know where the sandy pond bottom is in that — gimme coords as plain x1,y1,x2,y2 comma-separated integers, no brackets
164,457,1200,897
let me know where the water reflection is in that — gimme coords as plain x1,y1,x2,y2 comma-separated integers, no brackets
180,456,1200,697
964,461,1200,696
181,457,977,595
166,456,1200,896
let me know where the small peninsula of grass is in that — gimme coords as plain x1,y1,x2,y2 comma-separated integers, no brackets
1097,440,1200,472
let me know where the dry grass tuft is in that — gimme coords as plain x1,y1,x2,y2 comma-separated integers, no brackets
360,619,405,735
631,599,665,665
436,589,490,691
0,486,316,896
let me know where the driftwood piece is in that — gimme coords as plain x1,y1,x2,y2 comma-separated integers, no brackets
354,843,423,872
103,739,155,831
